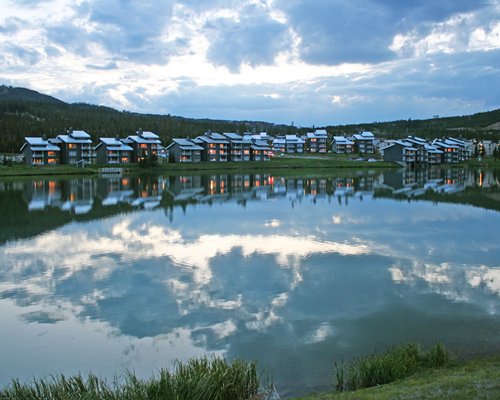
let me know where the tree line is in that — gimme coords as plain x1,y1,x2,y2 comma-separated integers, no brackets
1,85,499,153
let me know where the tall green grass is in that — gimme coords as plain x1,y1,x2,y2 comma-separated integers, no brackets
0,356,272,400
334,342,453,392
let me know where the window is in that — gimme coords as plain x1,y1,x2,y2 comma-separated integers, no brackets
68,144,77,149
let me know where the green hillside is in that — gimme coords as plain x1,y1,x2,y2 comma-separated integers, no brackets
1,85,499,153
0,85,295,153
329,109,500,140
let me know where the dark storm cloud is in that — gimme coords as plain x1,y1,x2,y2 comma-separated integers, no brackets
205,4,292,71
277,0,489,65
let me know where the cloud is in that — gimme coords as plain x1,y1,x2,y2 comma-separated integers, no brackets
43,0,188,64
45,23,92,57
0,17,25,34
2,44,43,66
87,0,181,63
86,62,119,71
205,4,292,71
277,0,490,65
0,0,499,125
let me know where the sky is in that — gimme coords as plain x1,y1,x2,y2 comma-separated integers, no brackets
0,0,499,127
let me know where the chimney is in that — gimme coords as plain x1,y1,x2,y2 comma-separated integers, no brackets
137,128,143,137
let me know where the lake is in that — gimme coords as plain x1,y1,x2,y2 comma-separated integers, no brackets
0,167,499,397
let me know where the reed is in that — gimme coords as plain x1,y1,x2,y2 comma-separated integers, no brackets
334,342,453,392
0,356,271,400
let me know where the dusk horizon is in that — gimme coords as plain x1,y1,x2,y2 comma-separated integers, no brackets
1,0,499,126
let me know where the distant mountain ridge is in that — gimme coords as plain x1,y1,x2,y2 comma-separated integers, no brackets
0,84,499,153
0,85,64,104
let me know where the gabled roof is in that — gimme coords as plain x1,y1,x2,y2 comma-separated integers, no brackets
332,136,354,145
353,131,375,141
223,132,243,141
21,137,60,152
168,138,204,151
252,140,271,150
394,140,417,150
285,135,305,143
96,137,133,151
209,132,227,140
444,138,468,147
314,129,328,137
138,130,159,139
306,131,327,139
195,135,229,144
425,144,443,154
432,139,459,149
405,136,429,146
70,130,91,139
125,135,161,144
54,134,92,144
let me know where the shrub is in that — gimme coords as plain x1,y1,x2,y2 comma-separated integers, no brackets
334,342,453,392
0,356,272,400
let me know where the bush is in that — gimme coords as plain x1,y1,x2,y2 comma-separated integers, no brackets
334,342,453,392
138,154,159,169
0,356,272,400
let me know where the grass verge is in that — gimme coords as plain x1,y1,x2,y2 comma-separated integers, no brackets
297,354,500,400
0,157,397,178
0,357,271,400
334,342,452,392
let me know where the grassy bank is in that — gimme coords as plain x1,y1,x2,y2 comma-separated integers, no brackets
0,357,271,400
297,355,500,400
333,342,452,392
0,164,97,177
1,348,498,399
0,156,397,178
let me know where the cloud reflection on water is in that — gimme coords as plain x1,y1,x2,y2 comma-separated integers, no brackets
0,174,499,395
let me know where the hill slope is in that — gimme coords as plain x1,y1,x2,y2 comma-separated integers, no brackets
0,85,499,153
0,85,293,152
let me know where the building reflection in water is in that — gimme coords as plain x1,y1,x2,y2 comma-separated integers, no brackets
14,166,500,217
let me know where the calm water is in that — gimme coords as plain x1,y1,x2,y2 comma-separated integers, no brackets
0,167,499,397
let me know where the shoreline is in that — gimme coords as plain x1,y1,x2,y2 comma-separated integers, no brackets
0,157,399,178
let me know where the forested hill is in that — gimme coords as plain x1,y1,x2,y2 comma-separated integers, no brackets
0,84,499,153
0,85,293,153
329,109,500,140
